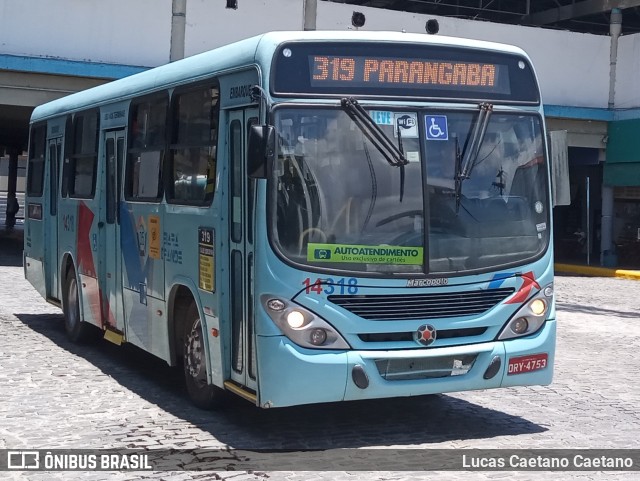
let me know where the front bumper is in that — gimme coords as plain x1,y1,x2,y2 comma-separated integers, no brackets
256,319,555,408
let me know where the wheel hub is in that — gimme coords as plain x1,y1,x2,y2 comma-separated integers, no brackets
67,279,79,328
185,320,203,379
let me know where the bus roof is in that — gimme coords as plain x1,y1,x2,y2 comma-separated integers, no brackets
31,30,530,123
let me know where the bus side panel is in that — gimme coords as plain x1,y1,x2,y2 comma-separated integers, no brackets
24,126,47,298
75,201,102,328
119,202,167,359
24,203,46,298
24,257,46,299
119,204,165,299
122,287,170,362
163,205,223,384
57,196,78,291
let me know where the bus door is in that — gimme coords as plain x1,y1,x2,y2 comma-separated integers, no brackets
228,108,259,391
45,136,62,300
100,129,125,331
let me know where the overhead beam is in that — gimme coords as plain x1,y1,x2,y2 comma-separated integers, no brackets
523,0,640,25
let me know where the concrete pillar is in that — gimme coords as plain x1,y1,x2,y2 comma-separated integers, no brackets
608,9,622,109
600,185,614,266
304,0,317,31
5,149,19,228
170,0,186,62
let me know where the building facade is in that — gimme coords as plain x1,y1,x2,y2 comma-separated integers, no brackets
2,0,640,267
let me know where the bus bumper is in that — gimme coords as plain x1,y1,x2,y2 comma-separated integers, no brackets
256,320,555,408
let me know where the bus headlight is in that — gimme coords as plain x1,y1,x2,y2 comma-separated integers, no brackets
286,310,306,328
261,295,350,350
498,283,553,340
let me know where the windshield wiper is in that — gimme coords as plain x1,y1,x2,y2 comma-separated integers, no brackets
341,97,408,167
454,102,493,213
397,122,406,202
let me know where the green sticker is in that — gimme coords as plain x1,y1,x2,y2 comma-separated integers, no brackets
308,243,423,265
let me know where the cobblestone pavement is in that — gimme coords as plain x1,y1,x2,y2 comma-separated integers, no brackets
0,242,639,480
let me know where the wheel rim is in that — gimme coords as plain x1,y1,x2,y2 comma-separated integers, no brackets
185,318,204,380
67,277,79,329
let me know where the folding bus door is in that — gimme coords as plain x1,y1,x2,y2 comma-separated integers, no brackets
45,136,62,300
99,129,126,332
228,108,259,392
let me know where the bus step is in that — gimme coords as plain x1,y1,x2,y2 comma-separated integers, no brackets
103,329,124,346
223,380,257,404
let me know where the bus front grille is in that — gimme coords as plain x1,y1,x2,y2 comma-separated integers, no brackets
358,326,487,343
328,288,514,320
375,355,478,381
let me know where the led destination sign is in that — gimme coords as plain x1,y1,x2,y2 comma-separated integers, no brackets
310,56,502,92
272,42,540,103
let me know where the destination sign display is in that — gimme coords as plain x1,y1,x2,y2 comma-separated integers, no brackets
272,42,539,103
310,55,505,93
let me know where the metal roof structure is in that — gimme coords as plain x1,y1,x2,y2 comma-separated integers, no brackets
328,0,640,35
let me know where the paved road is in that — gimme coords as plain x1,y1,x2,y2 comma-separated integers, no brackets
0,243,638,480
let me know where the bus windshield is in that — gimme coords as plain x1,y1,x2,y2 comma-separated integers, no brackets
271,106,549,275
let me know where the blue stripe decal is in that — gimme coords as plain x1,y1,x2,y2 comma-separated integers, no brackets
544,105,640,122
0,53,148,79
120,203,145,289
544,105,613,121
488,273,514,289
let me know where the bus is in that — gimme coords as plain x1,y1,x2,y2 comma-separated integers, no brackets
24,31,555,409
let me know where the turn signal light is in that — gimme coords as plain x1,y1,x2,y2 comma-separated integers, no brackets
309,328,327,346
510,317,529,335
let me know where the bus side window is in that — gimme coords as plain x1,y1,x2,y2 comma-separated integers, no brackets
69,111,99,199
125,95,168,202
167,81,220,205
27,124,46,197
60,116,73,198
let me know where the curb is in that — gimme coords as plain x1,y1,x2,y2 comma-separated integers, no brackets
555,263,640,280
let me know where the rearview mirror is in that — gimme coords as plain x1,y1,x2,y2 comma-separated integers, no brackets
548,130,570,206
248,125,275,179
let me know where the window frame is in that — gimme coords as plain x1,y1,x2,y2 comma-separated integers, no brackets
166,79,221,207
68,109,99,199
60,116,74,198
125,93,169,203
26,123,47,197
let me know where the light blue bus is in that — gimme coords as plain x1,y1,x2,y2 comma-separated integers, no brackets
24,31,555,409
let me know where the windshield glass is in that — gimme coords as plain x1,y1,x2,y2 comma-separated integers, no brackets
271,107,549,275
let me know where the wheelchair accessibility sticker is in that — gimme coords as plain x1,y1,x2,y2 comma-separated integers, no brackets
425,115,448,141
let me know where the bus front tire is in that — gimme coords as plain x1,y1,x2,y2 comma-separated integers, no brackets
63,271,97,343
183,303,225,410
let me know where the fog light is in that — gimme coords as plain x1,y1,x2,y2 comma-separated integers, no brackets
352,364,369,389
543,285,554,297
309,328,327,345
267,298,286,311
483,356,501,380
529,299,547,316
511,317,529,334
286,310,305,328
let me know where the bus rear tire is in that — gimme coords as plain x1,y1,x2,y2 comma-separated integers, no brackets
183,303,225,410
63,269,97,343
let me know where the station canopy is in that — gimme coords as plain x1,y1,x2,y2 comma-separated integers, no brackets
331,0,640,35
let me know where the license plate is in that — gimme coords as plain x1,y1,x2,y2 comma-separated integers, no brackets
507,353,548,375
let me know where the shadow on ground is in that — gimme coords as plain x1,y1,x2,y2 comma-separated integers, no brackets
556,301,638,319
15,311,546,452
0,227,23,267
